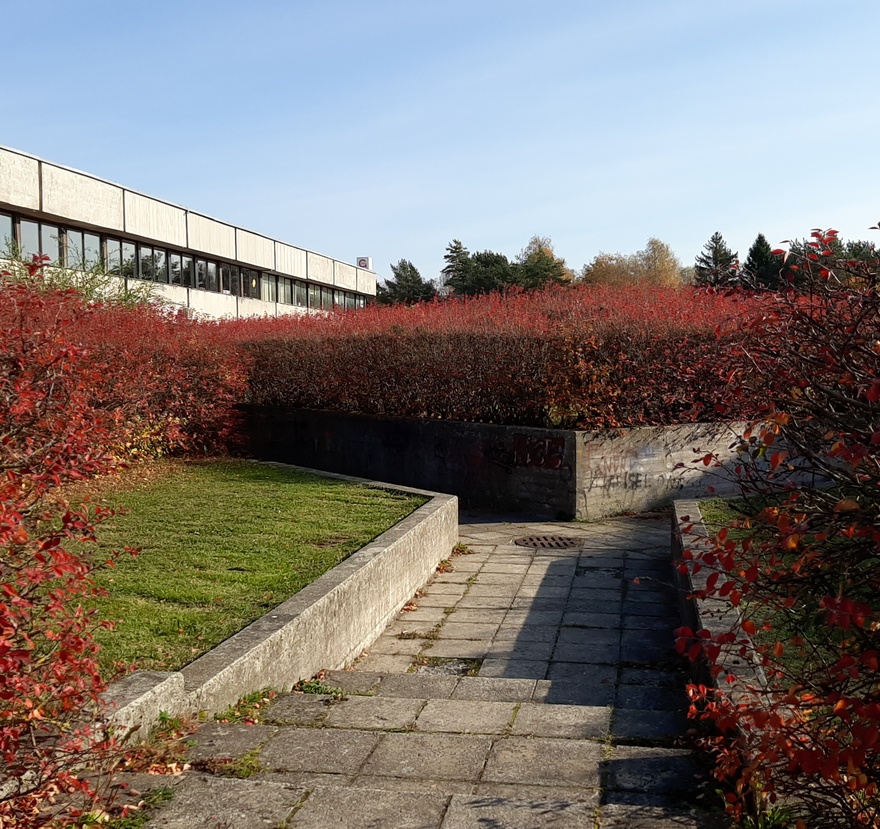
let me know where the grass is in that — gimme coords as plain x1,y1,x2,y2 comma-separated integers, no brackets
81,459,426,675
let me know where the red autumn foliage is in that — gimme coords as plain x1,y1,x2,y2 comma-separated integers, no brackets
678,230,880,827
0,273,247,826
231,284,763,430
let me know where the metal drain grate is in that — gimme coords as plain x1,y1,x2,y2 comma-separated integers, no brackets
513,535,585,550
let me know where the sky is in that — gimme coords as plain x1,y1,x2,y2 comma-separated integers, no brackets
3,0,879,283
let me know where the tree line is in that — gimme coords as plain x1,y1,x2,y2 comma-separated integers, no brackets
377,230,879,303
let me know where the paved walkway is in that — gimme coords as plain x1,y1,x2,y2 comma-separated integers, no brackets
141,515,723,828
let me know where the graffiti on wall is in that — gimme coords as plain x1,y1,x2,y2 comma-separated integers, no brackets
485,434,572,480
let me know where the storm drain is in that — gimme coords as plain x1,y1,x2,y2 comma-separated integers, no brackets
513,535,585,550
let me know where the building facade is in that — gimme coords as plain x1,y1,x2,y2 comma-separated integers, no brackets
0,146,376,318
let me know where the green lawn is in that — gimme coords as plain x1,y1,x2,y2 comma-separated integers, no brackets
85,459,426,675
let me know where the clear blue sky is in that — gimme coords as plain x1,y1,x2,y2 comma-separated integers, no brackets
4,0,878,282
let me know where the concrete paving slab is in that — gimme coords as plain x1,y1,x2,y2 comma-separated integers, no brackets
441,794,599,828
263,695,336,727
419,592,463,607
532,680,615,707
552,643,621,664
289,785,449,829
616,684,689,711
604,746,702,795
355,653,416,673
433,572,473,584
482,737,604,787
472,783,600,804
512,703,610,738
451,677,537,702
376,674,460,699
259,728,381,774
187,723,279,763
612,708,688,742
546,662,618,683
425,639,491,659
427,582,470,596
493,625,559,643
369,635,429,656
143,773,304,829
251,770,353,788
415,699,516,734
597,804,724,828
446,608,507,624
361,732,493,781
324,695,425,730
478,659,548,679
486,640,555,661
556,628,621,647
402,606,451,622
561,611,620,629
466,583,521,597
437,622,500,641
503,610,564,626
349,775,475,794
387,620,442,638
321,670,382,694
456,595,515,609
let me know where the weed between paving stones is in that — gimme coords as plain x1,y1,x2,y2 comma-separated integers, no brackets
410,656,483,675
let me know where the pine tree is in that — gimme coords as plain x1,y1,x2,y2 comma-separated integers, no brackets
376,259,436,304
694,232,738,286
743,233,781,289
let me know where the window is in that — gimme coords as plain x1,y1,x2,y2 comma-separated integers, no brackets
181,255,194,288
0,212,12,251
346,292,356,309
220,263,240,295
295,280,308,307
139,246,154,281
19,219,39,258
206,261,218,292
242,268,260,299
260,273,277,303
169,253,182,285
153,248,168,283
308,283,320,309
105,238,122,273
278,276,293,305
84,232,101,268
121,241,137,278
40,224,61,264
65,228,84,266
321,286,334,310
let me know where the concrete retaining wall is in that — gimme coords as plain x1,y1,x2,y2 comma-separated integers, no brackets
242,407,746,520
102,468,458,737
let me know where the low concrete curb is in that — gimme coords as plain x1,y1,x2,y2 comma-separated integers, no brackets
671,499,768,694
102,465,458,738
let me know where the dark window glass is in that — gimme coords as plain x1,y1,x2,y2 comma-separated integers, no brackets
153,248,168,283
84,232,101,268
169,253,182,285
220,263,240,295
181,255,194,288
295,280,307,307
206,261,218,292
195,259,207,290
40,224,61,264
308,283,320,309
242,268,260,299
139,246,154,281
66,228,84,266
19,219,40,259
0,212,12,251
333,289,344,307
345,293,356,309
260,273,277,303
278,277,293,305
321,286,334,310
105,238,122,273
121,242,137,278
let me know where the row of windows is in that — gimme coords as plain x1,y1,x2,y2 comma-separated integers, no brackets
0,211,367,310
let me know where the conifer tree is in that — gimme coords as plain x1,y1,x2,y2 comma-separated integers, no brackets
376,259,436,304
694,232,738,286
743,233,781,289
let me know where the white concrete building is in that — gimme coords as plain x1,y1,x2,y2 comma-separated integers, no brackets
0,146,376,318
